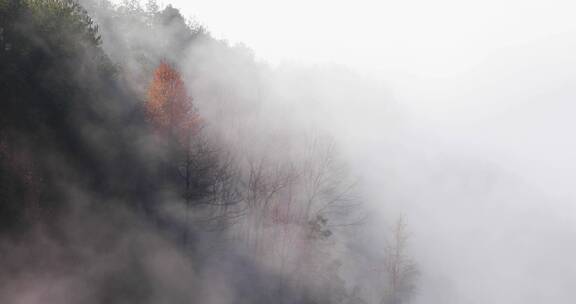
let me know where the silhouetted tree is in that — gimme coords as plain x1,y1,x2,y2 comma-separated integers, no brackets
145,61,243,242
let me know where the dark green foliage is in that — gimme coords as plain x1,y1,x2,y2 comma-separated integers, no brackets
0,0,231,242
0,0,139,232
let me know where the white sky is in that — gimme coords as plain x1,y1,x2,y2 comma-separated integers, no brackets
166,0,576,76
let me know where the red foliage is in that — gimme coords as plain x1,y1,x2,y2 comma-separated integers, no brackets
145,61,199,143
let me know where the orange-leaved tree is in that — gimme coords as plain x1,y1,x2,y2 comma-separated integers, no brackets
145,61,204,245
145,61,199,144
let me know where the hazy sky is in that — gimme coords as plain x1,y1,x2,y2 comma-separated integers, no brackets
167,0,576,75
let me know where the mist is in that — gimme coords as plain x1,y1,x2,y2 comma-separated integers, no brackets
315,13,576,304
1,0,575,303
166,0,576,302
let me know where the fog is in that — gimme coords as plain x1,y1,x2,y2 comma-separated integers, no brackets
2,0,575,303
165,0,576,302
346,36,576,302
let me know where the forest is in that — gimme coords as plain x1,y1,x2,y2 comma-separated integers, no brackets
0,0,418,303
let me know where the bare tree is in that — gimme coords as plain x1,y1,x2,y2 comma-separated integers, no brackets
381,216,419,304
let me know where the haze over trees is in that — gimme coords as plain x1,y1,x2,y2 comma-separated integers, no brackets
0,0,418,303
